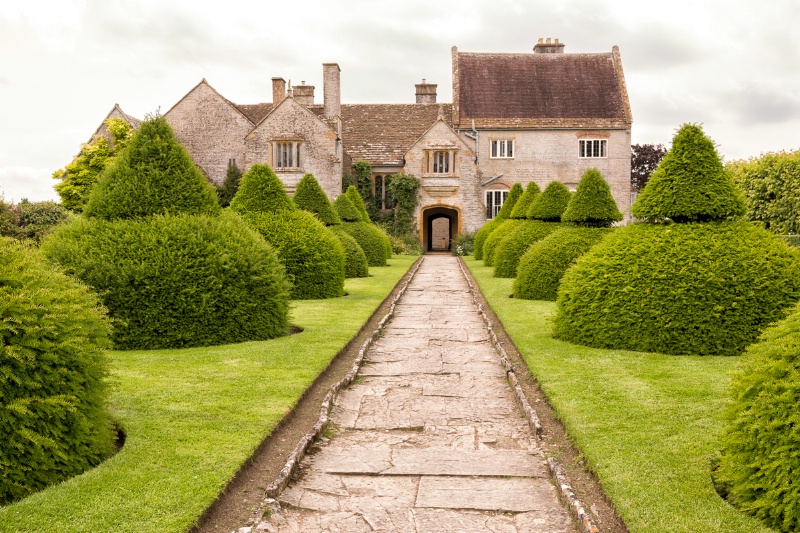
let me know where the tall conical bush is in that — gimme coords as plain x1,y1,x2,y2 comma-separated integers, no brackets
334,192,387,266
344,185,392,259
561,168,623,227
294,173,341,226
473,183,522,261
528,181,571,221
510,182,541,219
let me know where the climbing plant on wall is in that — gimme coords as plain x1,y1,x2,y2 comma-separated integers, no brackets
388,172,420,236
352,160,376,219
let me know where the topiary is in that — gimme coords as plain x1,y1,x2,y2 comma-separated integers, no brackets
339,221,388,267
230,164,295,214
528,181,572,221
1,238,114,504
333,193,361,222
492,221,560,278
216,160,242,208
473,183,523,261
42,212,292,348
513,226,613,300
561,168,623,227
716,303,800,531
482,219,518,267
331,226,369,278
509,182,542,219
632,123,746,223
553,222,800,356
84,115,220,220
294,173,341,226
345,185,392,258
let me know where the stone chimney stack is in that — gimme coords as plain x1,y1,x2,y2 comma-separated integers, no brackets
533,38,565,54
293,81,315,106
415,79,437,103
272,77,287,105
323,63,341,118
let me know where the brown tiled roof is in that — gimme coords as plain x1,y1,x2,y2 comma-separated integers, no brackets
236,103,273,124
455,50,631,128
341,104,453,166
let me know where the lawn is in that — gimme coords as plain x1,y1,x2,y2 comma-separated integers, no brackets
463,256,771,533
0,255,417,533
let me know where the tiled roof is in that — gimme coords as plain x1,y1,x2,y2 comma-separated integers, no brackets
341,104,453,166
236,103,273,125
455,51,630,128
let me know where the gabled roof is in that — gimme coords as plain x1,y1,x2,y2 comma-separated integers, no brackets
453,46,632,129
341,104,453,166
236,103,273,124
164,79,253,124
89,103,141,142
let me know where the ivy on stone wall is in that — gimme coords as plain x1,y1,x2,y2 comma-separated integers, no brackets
388,172,420,236
352,160,376,219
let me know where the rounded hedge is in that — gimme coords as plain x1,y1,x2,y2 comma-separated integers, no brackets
513,226,612,300
294,173,341,226
241,210,345,299
331,226,369,278
528,181,572,221
482,219,520,267
553,221,800,356
510,182,542,219
474,183,523,261
41,212,291,349
561,168,623,227
1,238,114,504
717,303,800,531
493,221,560,278
339,221,388,267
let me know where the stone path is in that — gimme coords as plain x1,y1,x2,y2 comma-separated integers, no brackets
262,254,574,532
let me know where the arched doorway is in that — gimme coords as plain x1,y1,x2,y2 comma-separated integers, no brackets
421,207,460,252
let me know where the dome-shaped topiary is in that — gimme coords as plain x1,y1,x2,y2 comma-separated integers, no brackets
492,221,560,278
632,124,746,223
528,181,572,221
84,115,220,220
473,183,523,261
230,163,296,214
294,173,341,226
331,226,369,278
553,222,800,356
339,221,388,267
1,238,114,504
482,219,518,267
513,226,613,300
561,168,623,227
333,194,361,222
510,182,542,219
717,303,800,532
42,212,292,348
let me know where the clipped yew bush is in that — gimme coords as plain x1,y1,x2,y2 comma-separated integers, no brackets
334,193,387,267
473,183,523,261
717,303,800,531
561,168,623,227
331,226,369,278
509,182,542,219
1,238,114,504
492,221,560,278
482,218,517,267
527,181,572,221
345,185,392,258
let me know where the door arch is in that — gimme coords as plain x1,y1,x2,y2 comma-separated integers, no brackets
421,206,460,252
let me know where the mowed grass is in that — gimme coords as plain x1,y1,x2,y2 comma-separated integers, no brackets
0,255,417,533
463,256,770,533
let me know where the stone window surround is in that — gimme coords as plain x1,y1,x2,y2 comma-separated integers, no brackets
485,189,509,220
489,138,515,159
579,138,607,158
422,149,459,177
273,140,303,169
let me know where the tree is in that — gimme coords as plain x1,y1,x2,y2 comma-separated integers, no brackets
216,160,242,207
53,118,133,212
631,143,667,192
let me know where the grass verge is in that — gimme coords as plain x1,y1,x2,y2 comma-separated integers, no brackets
463,256,770,533
0,256,417,533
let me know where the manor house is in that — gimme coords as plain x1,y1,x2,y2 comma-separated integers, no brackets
95,39,632,250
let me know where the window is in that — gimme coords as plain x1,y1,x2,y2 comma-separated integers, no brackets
490,140,514,159
485,189,509,219
579,139,607,158
423,150,457,175
433,151,450,173
373,175,395,210
274,141,302,168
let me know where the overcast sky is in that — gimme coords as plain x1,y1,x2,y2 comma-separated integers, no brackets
2,0,799,203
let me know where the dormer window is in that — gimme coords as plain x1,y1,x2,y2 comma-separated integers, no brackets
274,141,302,169
579,139,607,158
490,140,514,159
423,149,457,176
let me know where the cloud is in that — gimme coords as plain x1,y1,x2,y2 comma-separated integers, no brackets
0,166,60,203
724,86,800,126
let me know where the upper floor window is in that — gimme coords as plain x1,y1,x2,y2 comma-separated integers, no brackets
490,140,514,159
579,139,607,158
275,141,301,168
424,150,457,176
485,189,509,219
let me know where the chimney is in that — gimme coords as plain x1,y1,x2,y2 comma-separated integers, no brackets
272,77,286,105
415,79,437,103
293,81,315,106
533,37,565,54
323,63,341,117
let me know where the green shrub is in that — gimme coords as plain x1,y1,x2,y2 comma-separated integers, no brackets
344,186,392,257
781,235,800,247
482,219,519,267
388,233,422,255
553,222,800,356
388,172,420,236
240,210,345,299
352,161,376,220
513,226,612,300
451,231,475,256
561,168,623,227
633,124,745,223
330,226,369,278
333,193,361,222
340,221,387,266
473,183,523,260
510,182,541,219
1,238,114,504
528,181,572,221
84,116,220,220
42,212,291,349
294,173,341,226
493,221,560,278
216,161,242,208
230,163,295,214
717,302,800,531
0,201,70,244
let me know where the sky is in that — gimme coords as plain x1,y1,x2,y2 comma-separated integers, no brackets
1,0,799,203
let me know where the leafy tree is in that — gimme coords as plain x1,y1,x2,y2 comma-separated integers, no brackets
562,168,623,227
352,160,376,219
631,143,667,192
216,160,242,208
53,118,133,212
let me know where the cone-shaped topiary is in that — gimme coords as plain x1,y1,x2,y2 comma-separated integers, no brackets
339,221,388,267
561,168,623,227
331,226,369,278
513,226,613,300
294,173,341,226
229,164,296,214
84,115,220,220
717,302,800,532
474,183,523,261
528,181,572,221
1,238,115,504
333,194,361,222
510,182,542,219
492,221,560,278
632,123,745,223
345,185,391,258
